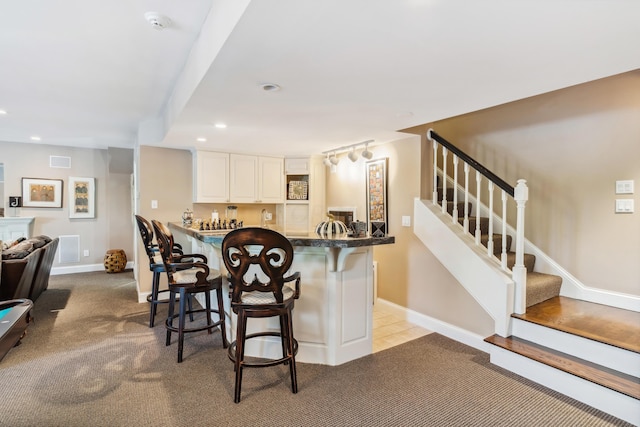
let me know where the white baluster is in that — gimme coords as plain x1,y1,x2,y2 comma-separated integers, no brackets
512,179,529,314
432,139,438,206
487,181,494,257
501,190,508,270
475,171,481,245
441,147,448,214
463,163,470,235
452,155,459,224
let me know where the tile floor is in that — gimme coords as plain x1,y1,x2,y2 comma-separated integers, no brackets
372,302,432,353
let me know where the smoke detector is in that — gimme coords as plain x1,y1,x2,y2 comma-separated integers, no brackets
144,12,171,30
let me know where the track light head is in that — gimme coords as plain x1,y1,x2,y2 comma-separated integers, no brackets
361,143,373,160
329,153,340,165
348,147,358,162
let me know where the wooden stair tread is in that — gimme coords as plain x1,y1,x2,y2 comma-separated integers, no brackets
514,297,640,353
485,334,640,400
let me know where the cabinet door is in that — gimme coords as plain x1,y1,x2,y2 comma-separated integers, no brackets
259,156,284,203
284,157,309,174
229,154,258,203
194,151,229,203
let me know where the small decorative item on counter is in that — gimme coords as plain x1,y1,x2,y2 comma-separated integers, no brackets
348,220,368,237
182,208,193,226
315,213,348,237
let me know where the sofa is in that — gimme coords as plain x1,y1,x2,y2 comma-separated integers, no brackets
1,236,59,302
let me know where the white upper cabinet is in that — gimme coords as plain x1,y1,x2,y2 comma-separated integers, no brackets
193,151,229,203
229,154,258,203
258,156,285,203
284,157,310,175
229,154,284,203
194,151,284,204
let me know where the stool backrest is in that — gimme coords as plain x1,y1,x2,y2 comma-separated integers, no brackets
151,220,178,283
134,215,156,260
222,227,294,304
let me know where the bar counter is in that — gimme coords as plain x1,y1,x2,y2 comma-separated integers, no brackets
168,222,395,366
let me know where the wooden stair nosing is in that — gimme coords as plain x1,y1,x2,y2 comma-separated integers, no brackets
485,334,640,400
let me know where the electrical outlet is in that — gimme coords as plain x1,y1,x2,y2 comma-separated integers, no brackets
83,249,90,257
265,212,273,220
151,200,158,209
401,216,411,227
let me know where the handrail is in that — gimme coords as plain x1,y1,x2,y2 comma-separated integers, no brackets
428,129,514,197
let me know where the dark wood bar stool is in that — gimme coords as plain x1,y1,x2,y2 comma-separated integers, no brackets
134,215,192,328
221,227,301,403
152,220,228,363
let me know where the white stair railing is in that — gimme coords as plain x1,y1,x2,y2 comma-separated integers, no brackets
428,129,529,314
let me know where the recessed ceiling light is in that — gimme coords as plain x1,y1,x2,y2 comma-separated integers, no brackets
0,109,7,115
31,136,41,141
214,123,227,129
260,83,281,92
196,137,207,142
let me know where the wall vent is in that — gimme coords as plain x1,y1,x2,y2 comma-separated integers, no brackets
58,235,80,263
50,155,71,168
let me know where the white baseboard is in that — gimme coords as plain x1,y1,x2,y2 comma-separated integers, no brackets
51,261,134,276
376,298,491,353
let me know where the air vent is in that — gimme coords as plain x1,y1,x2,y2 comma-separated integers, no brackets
58,235,80,264
50,156,71,168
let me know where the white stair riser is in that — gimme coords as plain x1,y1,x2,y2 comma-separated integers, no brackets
489,347,640,426
512,318,640,377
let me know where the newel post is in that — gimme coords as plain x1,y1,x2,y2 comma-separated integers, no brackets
512,179,528,314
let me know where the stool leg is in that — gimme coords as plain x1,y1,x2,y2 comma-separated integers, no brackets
187,294,194,322
177,288,187,363
166,290,176,346
205,290,213,334
149,271,161,328
279,315,288,365
234,311,247,403
216,286,228,348
286,310,298,394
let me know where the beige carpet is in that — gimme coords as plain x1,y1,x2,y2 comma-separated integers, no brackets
0,271,631,427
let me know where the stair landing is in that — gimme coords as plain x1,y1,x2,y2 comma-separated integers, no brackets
513,296,640,353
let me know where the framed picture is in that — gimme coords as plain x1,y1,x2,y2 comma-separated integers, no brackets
365,158,388,237
69,177,95,218
21,178,63,208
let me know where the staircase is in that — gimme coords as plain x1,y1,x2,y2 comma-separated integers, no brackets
439,186,563,309
417,130,640,425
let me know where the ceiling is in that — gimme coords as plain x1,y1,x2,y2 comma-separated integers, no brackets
2,0,639,157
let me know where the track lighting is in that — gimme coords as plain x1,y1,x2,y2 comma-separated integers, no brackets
322,139,374,167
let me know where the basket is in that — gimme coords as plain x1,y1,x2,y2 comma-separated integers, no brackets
104,249,127,273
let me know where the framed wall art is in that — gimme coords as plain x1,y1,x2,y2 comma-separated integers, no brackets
69,176,95,218
365,158,388,237
21,178,63,208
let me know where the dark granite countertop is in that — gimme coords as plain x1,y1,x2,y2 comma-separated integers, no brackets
168,222,394,248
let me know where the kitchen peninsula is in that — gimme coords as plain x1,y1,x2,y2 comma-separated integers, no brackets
168,222,394,366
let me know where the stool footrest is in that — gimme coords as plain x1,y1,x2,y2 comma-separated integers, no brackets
227,332,298,368
165,309,224,334
146,288,171,304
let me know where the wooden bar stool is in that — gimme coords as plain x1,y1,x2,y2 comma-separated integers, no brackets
221,227,301,403
134,215,193,328
152,220,228,363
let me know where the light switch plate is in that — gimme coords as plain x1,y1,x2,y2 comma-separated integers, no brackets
615,180,634,194
401,215,411,227
151,200,158,209
615,199,634,213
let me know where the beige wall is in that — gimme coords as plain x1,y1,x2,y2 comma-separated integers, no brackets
0,141,133,268
430,71,640,296
326,136,495,337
